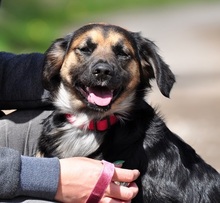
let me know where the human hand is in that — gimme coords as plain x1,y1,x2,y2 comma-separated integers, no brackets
55,157,140,203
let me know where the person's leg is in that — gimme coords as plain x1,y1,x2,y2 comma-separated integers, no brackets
0,110,52,156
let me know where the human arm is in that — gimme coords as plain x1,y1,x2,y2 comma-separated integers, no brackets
0,147,21,198
0,147,59,200
0,147,139,202
18,156,139,202
0,52,50,109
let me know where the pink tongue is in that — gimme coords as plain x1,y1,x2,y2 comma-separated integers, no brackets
87,87,113,106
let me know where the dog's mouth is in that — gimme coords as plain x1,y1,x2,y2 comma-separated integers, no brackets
86,86,113,106
76,83,121,109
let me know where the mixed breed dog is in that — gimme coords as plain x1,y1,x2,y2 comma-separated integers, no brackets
37,23,220,202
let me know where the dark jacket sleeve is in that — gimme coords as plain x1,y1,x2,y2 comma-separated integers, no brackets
0,52,51,110
0,147,60,200
0,147,21,198
17,156,60,200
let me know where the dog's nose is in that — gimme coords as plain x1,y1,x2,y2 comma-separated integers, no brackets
92,63,113,79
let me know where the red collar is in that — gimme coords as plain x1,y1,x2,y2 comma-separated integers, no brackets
65,114,118,132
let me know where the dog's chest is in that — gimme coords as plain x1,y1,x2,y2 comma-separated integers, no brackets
56,127,104,158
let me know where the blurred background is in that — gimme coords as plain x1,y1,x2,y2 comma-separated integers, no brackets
0,0,220,170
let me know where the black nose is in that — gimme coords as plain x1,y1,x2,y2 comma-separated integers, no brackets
92,63,113,79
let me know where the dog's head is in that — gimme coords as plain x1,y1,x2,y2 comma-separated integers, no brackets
43,23,175,117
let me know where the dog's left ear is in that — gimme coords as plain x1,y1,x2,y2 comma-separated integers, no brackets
133,33,175,98
43,34,72,91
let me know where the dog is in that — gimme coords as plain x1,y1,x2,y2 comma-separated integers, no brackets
38,23,220,202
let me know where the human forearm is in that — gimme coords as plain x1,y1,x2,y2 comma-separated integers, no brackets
0,52,50,109
0,147,60,200
0,147,21,198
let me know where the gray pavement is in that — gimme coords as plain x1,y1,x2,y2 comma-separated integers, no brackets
92,2,220,170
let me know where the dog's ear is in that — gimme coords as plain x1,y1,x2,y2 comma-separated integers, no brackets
43,34,72,91
133,33,175,98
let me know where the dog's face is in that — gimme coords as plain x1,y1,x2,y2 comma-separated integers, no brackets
43,23,175,118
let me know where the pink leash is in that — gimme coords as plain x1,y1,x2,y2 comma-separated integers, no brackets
86,160,115,203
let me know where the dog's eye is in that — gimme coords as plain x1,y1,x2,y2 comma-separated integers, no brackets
118,50,130,58
76,39,97,55
114,45,131,60
117,50,131,61
78,46,92,54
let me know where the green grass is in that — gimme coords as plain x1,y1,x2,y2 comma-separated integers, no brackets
0,0,216,53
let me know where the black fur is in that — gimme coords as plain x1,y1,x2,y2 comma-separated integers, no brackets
39,24,220,202
102,101,220,202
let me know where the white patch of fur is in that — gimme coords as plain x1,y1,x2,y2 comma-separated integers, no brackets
73,113,90,128
54,83,73,113
56,123,104,158
54,83,91,123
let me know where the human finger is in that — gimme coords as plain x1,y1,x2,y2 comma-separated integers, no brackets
112,168,140,183
105,182,139,201
100,196,131,203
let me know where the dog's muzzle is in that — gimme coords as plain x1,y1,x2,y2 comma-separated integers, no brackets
75,62,123,109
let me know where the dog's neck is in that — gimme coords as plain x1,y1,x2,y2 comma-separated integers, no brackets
65,114,118,131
